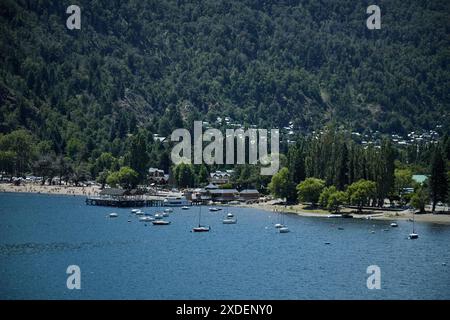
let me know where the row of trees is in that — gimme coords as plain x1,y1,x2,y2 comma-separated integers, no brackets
1,127,449,207
268,135,450,212
0,128,172,185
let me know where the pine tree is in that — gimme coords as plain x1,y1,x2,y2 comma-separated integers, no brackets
335,142,349,190
429,148,448,212
128,130,150,182
287,144,305,184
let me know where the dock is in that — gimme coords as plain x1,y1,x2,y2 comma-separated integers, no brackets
85,197,164,207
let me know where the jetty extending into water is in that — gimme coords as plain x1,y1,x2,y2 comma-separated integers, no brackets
85,188,166,207
85,197,164,207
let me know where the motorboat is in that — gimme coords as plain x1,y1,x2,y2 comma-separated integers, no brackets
390,222,398,227
162,212,169,217
209,207,221,212
181,206,190,210
227,213,234,218
222,218,237,224
109,213,118,218
139,216,154,222
163,194,190,207
274,223,284,228
164,208,173,213
152,220,171,225
327,214,342,218
279,227,290,233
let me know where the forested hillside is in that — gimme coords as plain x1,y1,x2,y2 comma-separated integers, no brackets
0,0,449,186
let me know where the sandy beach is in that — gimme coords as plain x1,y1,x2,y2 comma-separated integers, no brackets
0,183,101,197
244,203,450,225
2,183,449,225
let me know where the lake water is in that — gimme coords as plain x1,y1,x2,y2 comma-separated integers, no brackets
0,193,449,299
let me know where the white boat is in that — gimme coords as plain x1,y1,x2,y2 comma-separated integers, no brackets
408,210,419,239
279,227,290,233
277,211,290,233
131,209,139,214
152,220,171,225
139,216,154,222
164,208,173,213
227,213,234,218
192,206,210,232
222,218,237,224
327,214,343,218
163,194,190,207
135,210,144,216
390,222,398,227
162,212,169,217
154,213,163,219
109,213,118,218
193,226,210,232
209,207,221,212
181,206,190,210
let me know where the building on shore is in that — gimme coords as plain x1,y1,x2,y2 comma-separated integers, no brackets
185,188,212,203
209,170,234,185
238,189,260,202
205,183,219,190
98,188,145,200
209,188,239,202
148,168,169,185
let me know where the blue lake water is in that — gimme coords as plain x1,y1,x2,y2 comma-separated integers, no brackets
0,192,449,299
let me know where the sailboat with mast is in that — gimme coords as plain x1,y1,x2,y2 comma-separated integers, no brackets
274,209,284,228
192,206,210,232
277,210,290,233
408,208,419,239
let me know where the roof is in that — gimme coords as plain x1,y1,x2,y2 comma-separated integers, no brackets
240,189,260,194
99,188,144,196
412,175,428,184
205,183,219,189
99,188,127,196
209,189,239,194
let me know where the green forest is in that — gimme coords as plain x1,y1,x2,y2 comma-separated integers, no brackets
0,0,449,209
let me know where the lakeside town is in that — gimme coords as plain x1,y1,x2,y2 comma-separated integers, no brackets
2,163,449,225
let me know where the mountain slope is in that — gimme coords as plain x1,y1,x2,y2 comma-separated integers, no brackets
0,0,449,154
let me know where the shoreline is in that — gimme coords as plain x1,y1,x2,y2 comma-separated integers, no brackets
2,183,450,225
0,183,100,197
242,203,450,225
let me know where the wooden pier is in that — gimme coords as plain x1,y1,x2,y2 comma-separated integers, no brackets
86,197,164,207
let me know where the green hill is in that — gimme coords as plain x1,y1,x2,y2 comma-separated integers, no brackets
0,0,449,161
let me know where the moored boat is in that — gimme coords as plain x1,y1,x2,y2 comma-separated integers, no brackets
279,227,290,233
139,216,154,222
192,226,210,232
222,218,237,224
152,220,171,225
